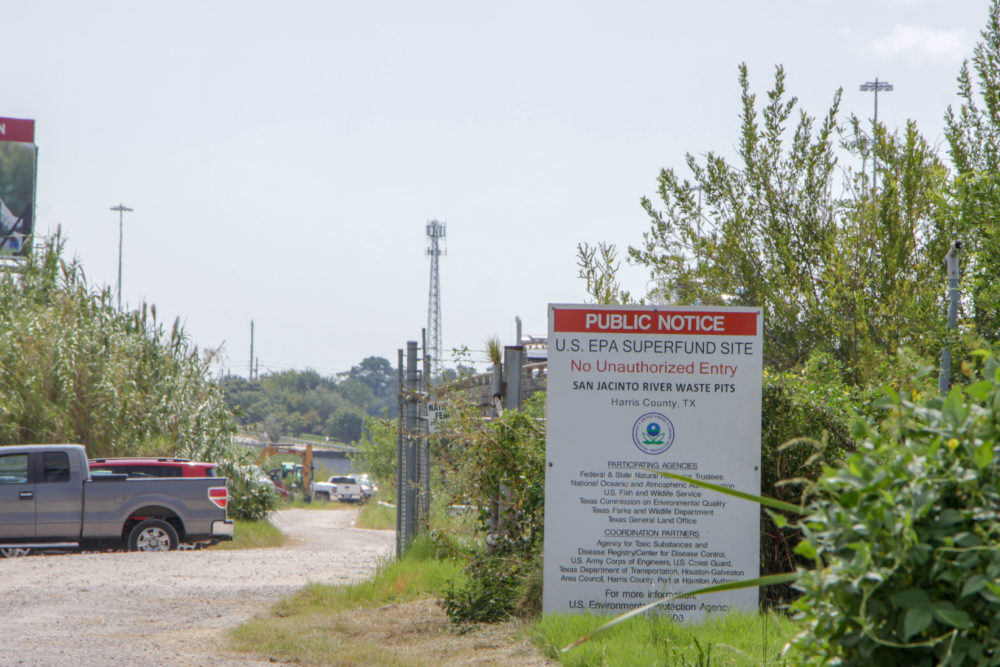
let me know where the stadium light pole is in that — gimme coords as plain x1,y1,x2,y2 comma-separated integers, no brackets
859,78,893,195
111,203,133,311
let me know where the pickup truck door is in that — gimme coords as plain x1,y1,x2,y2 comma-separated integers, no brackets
0,451,34,538
33,449,82,538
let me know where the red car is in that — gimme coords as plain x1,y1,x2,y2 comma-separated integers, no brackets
88,457,219,478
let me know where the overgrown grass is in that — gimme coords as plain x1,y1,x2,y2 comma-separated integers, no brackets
227,524,796,665
355,500,395,529
228,535,464,662
533,610,799,666
280,536,462,614
211,518,285,550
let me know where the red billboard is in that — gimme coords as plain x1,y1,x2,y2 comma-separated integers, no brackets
0,116,36,257
0,117,35,144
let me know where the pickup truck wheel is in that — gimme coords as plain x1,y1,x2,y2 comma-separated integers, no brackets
316,491,330,501
128,519,179,552
0,547,32,557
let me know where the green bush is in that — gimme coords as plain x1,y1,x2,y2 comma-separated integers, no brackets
759,353,859,607
437,392,546,624
441,553,529,625
218,461,278,521
788,354,1000,665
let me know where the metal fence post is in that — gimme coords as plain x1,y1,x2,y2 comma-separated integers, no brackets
396,348,406,557
502,346,524,412
404,341,419,547
938,242,962,395
419,330,431,529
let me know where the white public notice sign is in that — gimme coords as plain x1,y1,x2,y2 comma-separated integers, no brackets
543,304,763,621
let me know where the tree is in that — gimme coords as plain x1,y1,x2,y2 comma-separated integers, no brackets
348,356,395,398
219,363,394,439
326,407,365,443
352,416,397,490
630,63,952,382
837,118,953,380
336,378,376,414
576,242,635,305
945,0,1000,340
632,64,843,369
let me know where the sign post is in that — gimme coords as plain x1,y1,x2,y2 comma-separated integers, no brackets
543,304,763,622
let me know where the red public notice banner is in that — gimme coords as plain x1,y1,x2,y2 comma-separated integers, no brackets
0,117,35,143
552,307,758,336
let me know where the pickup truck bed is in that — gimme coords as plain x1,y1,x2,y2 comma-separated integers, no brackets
0,444,233,552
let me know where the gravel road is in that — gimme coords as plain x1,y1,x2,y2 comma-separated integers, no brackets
0,508,395,666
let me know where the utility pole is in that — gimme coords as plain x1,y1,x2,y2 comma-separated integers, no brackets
110,203,133,311
249,320,255,379
938,242,962,394
859,78,893,195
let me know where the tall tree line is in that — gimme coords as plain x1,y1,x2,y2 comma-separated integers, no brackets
218,356,397,443
581,2,1000,387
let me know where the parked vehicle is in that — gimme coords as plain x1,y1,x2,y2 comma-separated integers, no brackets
311,475,367,503
264,470,291,499
355,473,377,500
88,457,219,478
0,547,32,557
256,444,313,502
0,444,233,553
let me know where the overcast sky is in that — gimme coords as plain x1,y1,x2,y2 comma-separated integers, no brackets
4,0,990,377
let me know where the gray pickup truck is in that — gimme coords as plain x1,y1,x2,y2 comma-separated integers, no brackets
0,444,233,553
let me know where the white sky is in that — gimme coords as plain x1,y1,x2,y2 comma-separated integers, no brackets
4,0,990,376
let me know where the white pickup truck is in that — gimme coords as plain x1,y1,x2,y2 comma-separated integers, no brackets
311,475,368,503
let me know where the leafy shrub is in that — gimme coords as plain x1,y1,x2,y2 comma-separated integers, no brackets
788,354,1000,665
759,353,858,606
437,392,546,624
218,461,278,521
441,553,528,625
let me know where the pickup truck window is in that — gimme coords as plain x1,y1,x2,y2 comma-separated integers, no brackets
42,451,71,483
91,465,184,478
0,453,28,484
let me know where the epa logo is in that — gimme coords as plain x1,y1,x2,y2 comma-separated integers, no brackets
632,413,675,455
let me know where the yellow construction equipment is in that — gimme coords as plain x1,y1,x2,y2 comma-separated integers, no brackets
256,444,314,502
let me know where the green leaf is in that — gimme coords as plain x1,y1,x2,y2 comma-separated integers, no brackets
794,540,817,560
974,441,994,469
942,386,968,426
932,603,972,629
964,380,992,401
650,470,803,514
935,509,962,526
891,588,931,609
766,509,788,528
902,606,933,640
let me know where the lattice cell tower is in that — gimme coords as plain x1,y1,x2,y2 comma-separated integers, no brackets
426,220,446,375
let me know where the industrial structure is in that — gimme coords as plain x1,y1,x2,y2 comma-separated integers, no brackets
425,220,446,376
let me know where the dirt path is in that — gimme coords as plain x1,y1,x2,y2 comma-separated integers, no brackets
0,508,393,666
